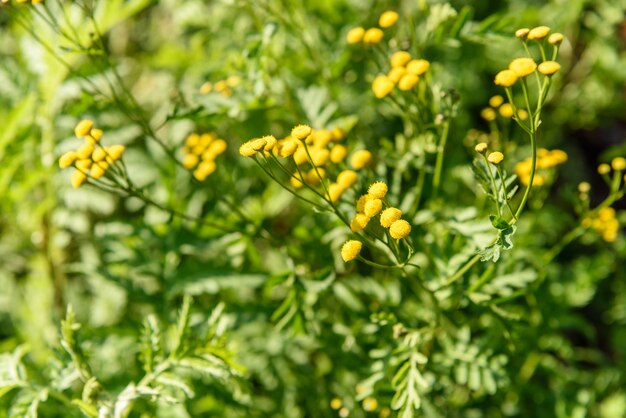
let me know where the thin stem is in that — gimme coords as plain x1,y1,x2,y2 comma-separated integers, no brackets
482,155,502,217
431,119,450,196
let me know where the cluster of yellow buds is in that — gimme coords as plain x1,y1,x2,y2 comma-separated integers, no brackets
597,157,626,177
181,132,227,181
480,95,528,121
514,148,568,186
351,181,411,239
372,51,430,99
346,10,398,45
475,142,505,166
240,124,371,203
199,75,241,97
494,26,563,88
582,207,620,242
58,120,125,188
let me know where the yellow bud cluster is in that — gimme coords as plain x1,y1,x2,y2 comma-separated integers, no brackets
583,207,619,242
481,95,528,121
514,148,568,186
182,132,227,181
59,120,125,188
2,0,44,4
371,52,430,99
199,75,240,97
346,10,399,46
351,181,412,239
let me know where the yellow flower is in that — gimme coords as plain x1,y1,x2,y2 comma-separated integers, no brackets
499,103,514,118
489,95,504,107
341,240,362,262
203,139,228,159
239,141,256,157
548,33,564,45
356,194,372,212
312,130,332,148
90,128,103,142
185,133,200,148
548,149,568,165
306,168,326,186
346,27,365,44
364,198,383,217
387,67,407,83
200,133,215,147
59,151,77,169
75,159,92,172
578,182,591,193
330,398,342,410
517,109,528,120
290,175,304,189
515,28,530,39
328,183,346,202
351,213,371,232
293,146,308,165
91,162,108,179
390,51,411,68
509,58,537,77
279,140,298,157
527,26,550,40
193,160,217,181
612,157,626,171
91,147,107,162
108,145,125,161
76,143,94,160
200,82,212,94
331,127,346,141
380,207,402,227
481,107,496,121
368,181,388,199
330,144,348,163
311,148,330,166
183,153,199,169
350,150,373,169
487,151,504,165
378,10,399,28
363,28,384,44
538,61,561,76
292,124,312,141
71,170,88,189
337,170,359,188
363,397,378,412
398,74,419,91
389,219,411,239
598,163,611,175
494,70,518,87
74,119,94,138
372,75,394,98
474,142,488,154
259,135,276,152
406,59,430,76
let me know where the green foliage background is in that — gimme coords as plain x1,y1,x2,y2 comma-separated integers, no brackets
1,0,626,417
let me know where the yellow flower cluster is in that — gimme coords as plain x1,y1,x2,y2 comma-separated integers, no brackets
350,181,411,239
58,120,125,189
346,10,398,45
181,132,227,181
582,207,619,242
372,51,430,99
1,0,44,4
514,148,568,186
481,95,528,121
199,75,241,97
598,157,626,175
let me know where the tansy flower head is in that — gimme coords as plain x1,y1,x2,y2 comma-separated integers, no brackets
363,397,378,412
291,124,312,141
389,219,411,239
91,147,106,162
578,182,591,193
378,10,398,28
311,148,330,166
527,26,550,40
475,142,488,154
341,240,362,262
509,58,537,77
489,95,504,107
59,151,77,169
183,153,199,169
74,119,94,138
494,70,517,87
499,103,514,118
346,27,365,44
108,145,125,161
388,67,407,83
330,144,348,163
76,143,94,160
487,151,504,165
337,170,359,188
612,157,626,171
262,135,277,151
372,75,394,98
548,33,564,45
90,162,108,179
406,59,430,76
350,150,373,170
328,183,346,202
380,207,402,227
90,128,103,142
194,160,217,181
75,159,92,172
279,140,298,157
481,108,496,121
350,213,371,232
515,28,530,39
398,74,419,91
538,61,561,75
356,194,371,212
364,198,383,217
368,181,388,199
390,51,411,68
363,28,384,44
598,163,611,175
71,170,88,189
239,141,257,157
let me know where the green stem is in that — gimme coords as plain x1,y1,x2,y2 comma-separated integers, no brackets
482,155,502,217
432,119,450,196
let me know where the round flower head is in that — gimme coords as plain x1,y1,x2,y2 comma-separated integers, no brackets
290,175,304,189
108,145,125,161
388,67,408,83
239,141,258,157
389,219,411,239
90,128,103,142
356,194,371,212
293,146,308,165
390,51,411,68
368,181,388,199
328,183,345,202
262,135,277,152
548,33,564,45
363,398,378,412
398,74,419,91
305,168,326,185
74,119,94,138
311,148,330,166
364,198,383,217
331,127,346,141
380,207,402,227
75,159,92,172
183,153,199,169
59,151,77,169
578,182,591,193
346,27,365,44
515,28,530,39
330,144,348,163
350,213,371,232
527,26,550,40
71,170,88,189
337,170,358,188
509,58,537,77
538,61,560,76
499,103,514,118
372,75,394,98
475,142,488,154
379,10,399,28
598,163,611,175
489,95,504,107
91,162,108,179
350,150,373,170
494,70,518,87
406,59,430,76
481,108,496,121
279,140,298,157
292,124,312,141
363,28,384,44
487,151,504,165
341,240,362,262
612,157,626,171
76,143,94,160
91,147,107,162
194,160,217,181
